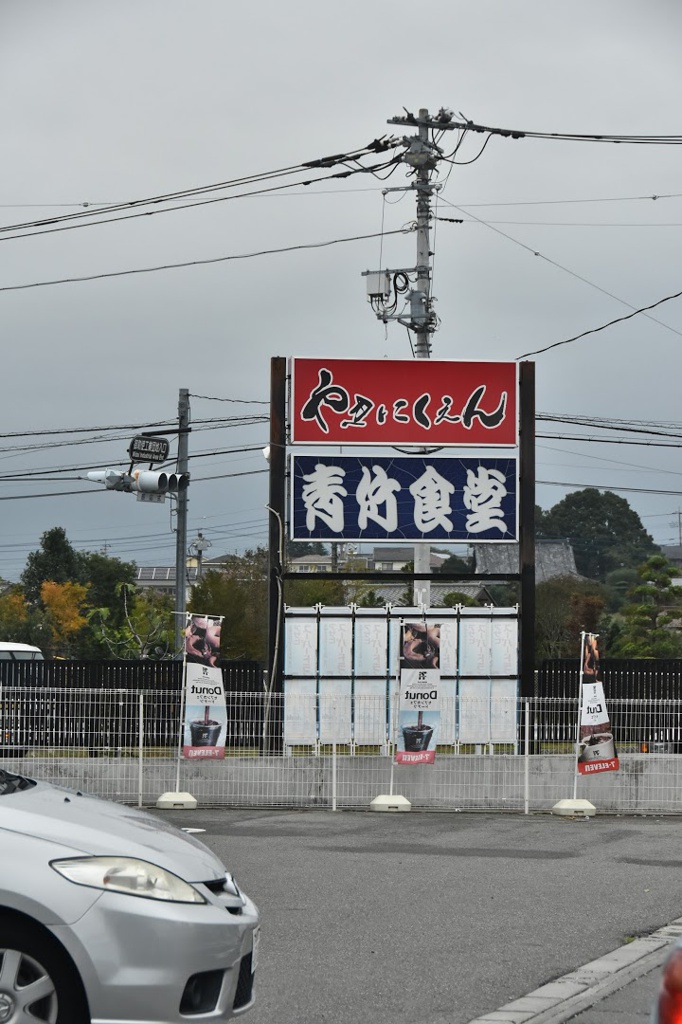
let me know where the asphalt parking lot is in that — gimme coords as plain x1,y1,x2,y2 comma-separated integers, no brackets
151,808,682,1024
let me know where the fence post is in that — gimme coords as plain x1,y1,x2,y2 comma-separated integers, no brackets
332,741,337,811
524,700,530,815
138,693,144,808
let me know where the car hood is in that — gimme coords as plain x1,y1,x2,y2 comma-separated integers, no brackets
0,780,226,882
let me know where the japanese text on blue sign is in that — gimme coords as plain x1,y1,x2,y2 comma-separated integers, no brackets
291,456,518,542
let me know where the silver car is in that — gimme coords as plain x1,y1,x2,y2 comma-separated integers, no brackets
0,768,259,1023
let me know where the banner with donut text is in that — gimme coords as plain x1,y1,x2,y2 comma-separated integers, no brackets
182,614,226,760
395,621,441,765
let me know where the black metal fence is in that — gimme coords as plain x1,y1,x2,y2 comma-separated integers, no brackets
538,659,682,700
3,659,682,755
0,659,264,691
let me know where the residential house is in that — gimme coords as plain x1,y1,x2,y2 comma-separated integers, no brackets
135,565,199,599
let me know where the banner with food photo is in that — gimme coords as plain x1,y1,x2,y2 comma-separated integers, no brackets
395,622,441,765
182,614,227,760
577,632,619,775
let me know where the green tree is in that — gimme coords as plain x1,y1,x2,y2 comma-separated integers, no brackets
355,589,386,608
80,551,137,625
40,580,89,658
0,587,49,649
19,528,138,658
21,527,83,603
436,553,472,575
287,578,345,606
605,555,682,658
486,583,519,607
442,591,480,608
535,576,605,662
89,585,175,659
286,541,328,559
190,549,270,661
603,567,639,612
537,489,658,581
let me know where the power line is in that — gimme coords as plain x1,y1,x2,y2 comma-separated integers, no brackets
397,112,682,145
457,192,682,209
6,188,682,211
518,285,682,360
190,393,268,404
463,219,682,228
0,139,399,237
438,198,682,343
538,434,682,448
0,228,409,294
538,480,682,497
0,413,266,440
0,464,270,500
0,445,267,481
0,156,403,245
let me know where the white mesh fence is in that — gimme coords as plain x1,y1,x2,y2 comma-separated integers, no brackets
2,688,682,813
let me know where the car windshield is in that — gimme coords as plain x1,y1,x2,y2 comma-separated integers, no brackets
0,769,36,795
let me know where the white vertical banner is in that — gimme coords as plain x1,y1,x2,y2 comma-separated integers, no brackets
284,679,318,746
182,614,226,760
395,622,441,765
458,678,492,744
354,618,389,676
577,632,619,775
285,618,318,677
491,617,518,676
318,616,353,677
459,614,492,676
354,679,389,746
319,679,352,744
490,678,518,743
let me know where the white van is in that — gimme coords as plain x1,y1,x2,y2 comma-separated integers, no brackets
0,642,44,661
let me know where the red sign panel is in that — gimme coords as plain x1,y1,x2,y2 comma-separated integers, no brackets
290,358,517,446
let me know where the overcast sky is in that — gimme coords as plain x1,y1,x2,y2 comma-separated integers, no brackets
2,0,682,581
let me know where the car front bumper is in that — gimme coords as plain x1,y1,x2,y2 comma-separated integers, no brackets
51,887,259,1023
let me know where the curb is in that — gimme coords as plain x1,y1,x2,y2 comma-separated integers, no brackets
464,919,682,1024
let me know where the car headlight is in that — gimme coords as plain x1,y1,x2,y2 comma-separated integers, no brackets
51,857,206,903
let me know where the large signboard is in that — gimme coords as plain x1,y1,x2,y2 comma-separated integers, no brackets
283,607,519,749
290,358,517,446
291,454,517,542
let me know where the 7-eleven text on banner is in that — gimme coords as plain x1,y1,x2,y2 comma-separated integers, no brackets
182,614,226,760
395,622,441,765
577,633,619,775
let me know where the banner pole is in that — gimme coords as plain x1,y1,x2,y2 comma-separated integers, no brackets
551,630,597,818
369,626,410,811
138,693,144,808
332,742,337,811
524,700,530,815
175,648,187,794
573,632,586,801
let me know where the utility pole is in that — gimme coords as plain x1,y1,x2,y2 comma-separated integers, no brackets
364,107,444,605
174,388,191,655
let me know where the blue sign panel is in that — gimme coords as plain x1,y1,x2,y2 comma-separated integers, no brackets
291,455,517,543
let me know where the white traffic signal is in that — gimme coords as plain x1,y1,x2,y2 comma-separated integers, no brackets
132,470,189,493
87,469,130,490
87,469,189,494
